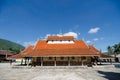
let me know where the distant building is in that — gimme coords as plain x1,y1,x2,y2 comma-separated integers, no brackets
116,54,120,62
100,53,114,62
0,50,13,62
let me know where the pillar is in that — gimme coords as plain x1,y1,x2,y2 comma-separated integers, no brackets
68,57,70,66
21,59,23,65
82,61,83,66
110,59,112,64
41,57,43,66
25,58,27,65
54,57,56,66
27,58,29,66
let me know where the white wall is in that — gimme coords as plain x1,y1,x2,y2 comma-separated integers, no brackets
47,40,74,44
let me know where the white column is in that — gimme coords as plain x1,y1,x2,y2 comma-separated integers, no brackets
54,57,56,66
27,58,29,66
82,61,83,66
41,57,43,66
68,57,70,66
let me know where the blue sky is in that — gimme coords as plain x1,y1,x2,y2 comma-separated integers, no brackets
0,0,120,52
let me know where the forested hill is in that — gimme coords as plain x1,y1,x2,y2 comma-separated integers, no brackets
0,38,25,54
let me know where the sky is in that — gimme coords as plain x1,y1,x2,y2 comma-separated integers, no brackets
0,0,120,52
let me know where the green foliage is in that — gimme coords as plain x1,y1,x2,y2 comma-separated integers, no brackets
107,46,113,55
0,38,25,54
107,42,120,55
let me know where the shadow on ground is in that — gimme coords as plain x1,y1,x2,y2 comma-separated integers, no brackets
98,70,120,80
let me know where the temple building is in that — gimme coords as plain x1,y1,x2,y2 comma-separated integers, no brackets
10,36,101,66
0,50,13,62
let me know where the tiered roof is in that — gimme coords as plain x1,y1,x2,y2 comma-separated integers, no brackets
34,40,88,50
9,46,33,59
10,36,100,58
26,48,99,57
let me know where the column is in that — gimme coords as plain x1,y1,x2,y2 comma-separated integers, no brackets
82,61,83,66
110,59,112,64
68,57,70,66
25,58,27,65
41,57,43,66
27,58,29,66
81,56,83,66
21,59,23,65
54,57,56,66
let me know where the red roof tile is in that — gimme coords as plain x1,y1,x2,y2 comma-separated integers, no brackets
9,53,23,59
34,40,88,50
89,45,100,53
9,46,33,59
20,46,34,54
9,36,100,58
25,48,99,57
88,45,113,58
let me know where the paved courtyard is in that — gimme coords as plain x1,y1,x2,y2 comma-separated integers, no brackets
0,63,120,80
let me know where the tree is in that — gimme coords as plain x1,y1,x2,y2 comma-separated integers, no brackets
107,43,120,62
113,44,120,55
107,46,113,55
107,43,120,55
8,48,21,54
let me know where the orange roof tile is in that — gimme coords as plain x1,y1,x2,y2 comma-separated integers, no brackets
47,36,74,40
21,46,34,54
9,53,23,59
9,46,34,59
25,48,100,57
34,40,88,50
89,45,100,53
10,36,100,58
24,39,100,57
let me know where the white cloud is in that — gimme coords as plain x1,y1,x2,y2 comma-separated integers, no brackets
86,40,92,44
45,31,79,39
88,27,100,34
93,38,98,41
63,32,78,38
23,41,37,47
